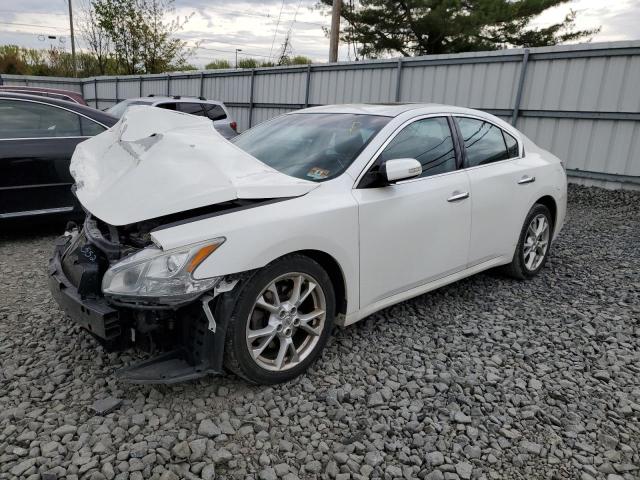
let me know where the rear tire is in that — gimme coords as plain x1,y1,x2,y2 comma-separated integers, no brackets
223,254,335,384
502,204,553,280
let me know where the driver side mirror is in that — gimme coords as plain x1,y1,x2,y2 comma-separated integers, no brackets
381,158,422,183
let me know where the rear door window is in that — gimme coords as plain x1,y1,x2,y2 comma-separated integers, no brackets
80,117,106,136
177,103,205,116
0,99,82,138
456,117,509,167
203,104,227,121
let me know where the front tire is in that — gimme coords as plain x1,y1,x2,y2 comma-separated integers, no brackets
503,204,553,280
223,255,335,384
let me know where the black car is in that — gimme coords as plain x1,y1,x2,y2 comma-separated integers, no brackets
0,92,118,220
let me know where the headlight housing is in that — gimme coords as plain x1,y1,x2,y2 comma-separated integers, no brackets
102,238,225,303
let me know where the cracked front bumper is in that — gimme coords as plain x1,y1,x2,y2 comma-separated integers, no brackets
48,235,122,341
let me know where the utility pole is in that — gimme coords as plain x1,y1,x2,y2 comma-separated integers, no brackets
328,0,341,63
67,0,77,76
235,48,242,69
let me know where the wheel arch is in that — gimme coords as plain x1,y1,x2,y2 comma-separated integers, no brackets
289,249,348,317
534,195,557,234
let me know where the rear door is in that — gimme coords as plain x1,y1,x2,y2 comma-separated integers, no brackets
0,98,106,219
454,116,531,266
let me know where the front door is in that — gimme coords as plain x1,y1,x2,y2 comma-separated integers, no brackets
353,116,472,308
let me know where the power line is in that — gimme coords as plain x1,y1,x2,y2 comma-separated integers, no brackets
199,5,328,28
0,20,70,32
195,45,272,59
0,10,69,16
269,0,286,60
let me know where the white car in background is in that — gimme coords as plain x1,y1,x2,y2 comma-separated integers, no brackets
106,95,238,139
48,104,567,385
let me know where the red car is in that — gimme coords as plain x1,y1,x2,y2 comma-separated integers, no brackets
0,85,87,105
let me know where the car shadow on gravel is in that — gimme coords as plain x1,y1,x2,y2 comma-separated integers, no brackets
0,217,72,241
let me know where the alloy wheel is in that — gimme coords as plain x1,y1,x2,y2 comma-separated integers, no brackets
245,272,326,372
523,213,550,271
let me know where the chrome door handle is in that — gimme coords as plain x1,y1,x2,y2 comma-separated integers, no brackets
447,191,469,202
518,175,536,184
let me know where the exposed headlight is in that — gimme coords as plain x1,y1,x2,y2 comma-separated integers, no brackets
102,238,225,302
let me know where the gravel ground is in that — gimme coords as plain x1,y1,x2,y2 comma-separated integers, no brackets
1,185,639,480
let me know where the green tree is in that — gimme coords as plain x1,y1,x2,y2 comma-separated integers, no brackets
0,46,30,74
91,0,194,74
238,58,260,68
284,55,313,65
205,59,231,69
321,0,599,58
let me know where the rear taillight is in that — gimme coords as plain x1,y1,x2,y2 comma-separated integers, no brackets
230,121,237,132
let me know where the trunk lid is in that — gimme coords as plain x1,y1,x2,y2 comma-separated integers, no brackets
71,106,317,226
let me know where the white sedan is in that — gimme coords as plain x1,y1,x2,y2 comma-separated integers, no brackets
48,104,567,385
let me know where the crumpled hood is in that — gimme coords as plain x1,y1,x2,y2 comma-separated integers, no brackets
70,106,318,226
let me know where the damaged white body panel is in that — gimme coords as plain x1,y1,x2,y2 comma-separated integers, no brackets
71,106,318,226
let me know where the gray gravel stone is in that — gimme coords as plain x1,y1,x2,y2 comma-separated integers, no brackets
427,451,445,466
0,185,638,480
455,462,473,480
198,419,221,438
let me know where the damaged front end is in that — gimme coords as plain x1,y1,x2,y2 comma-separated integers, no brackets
48,214,240,384
48,107,318,383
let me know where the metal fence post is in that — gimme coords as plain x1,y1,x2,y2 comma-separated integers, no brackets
395,58,403,102
304,64,312,108
139,76,143,97
511,49,530,126
200,72,205,98
94,78,98,108
248,69,256,128
115,77,119,103
167,73,171,96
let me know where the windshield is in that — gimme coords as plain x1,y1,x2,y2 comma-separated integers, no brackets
106,100,150,118
232,113,390,181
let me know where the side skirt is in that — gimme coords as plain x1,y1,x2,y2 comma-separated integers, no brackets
341,256,508,327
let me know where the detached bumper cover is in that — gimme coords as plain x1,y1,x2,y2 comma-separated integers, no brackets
48,236,122,341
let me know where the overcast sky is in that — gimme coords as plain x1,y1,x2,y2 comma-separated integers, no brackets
0,0,638,67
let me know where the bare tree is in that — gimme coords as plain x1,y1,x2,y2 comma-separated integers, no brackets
77,0,112,75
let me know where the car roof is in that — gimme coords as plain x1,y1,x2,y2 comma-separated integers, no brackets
0,92,118,126
123,96,225,105
297,103,489,118
0,85,85,100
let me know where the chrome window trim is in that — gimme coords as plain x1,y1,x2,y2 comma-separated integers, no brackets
0,136,91,141
0,97,109,141
0,89,81,104
353,112,458,187
0,206,75,219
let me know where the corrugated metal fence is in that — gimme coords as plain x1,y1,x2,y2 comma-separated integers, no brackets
2,41,639,187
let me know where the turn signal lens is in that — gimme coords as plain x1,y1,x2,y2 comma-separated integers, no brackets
186,244,220,273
